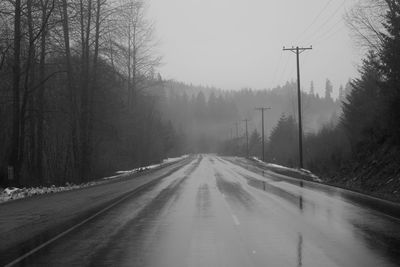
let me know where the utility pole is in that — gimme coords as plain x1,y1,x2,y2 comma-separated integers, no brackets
232,122,240,156
283,46,312,169
234,122,239,138
243,119,249,158
255,107,271,162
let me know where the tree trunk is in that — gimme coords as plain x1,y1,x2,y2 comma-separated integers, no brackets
80,0,93,180
61,0,79,180
27,0,37,181
88,0,102,177
127,24,132,109
9,0,22,186
37,0,50,184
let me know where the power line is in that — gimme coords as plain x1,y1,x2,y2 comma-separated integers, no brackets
272,52,283,87
295,0,335,42
277,54,291,86
313,22,346,45
311,18,344,43
299,0,346,44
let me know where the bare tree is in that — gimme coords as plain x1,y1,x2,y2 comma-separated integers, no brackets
345,0,388,52
114,0,161,108
0,0,169,187
9,0,22,185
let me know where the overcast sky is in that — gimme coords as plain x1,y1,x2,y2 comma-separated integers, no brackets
147,0,362,97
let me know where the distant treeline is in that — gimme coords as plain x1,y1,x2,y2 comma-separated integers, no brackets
160,0,400,202
160,79,347,155
3,0,398,200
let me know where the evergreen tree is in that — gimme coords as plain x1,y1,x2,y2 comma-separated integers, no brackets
194,92,206,119
325,79,333,100
341,51,385,152
249,129,261,157
266,114,297,166
338,85,344,102
344,80,353,97
310,81,315,95
380,1,400,142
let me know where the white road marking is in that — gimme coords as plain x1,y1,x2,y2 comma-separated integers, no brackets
216,176,241,227
232,214,240,226
4,161,193,267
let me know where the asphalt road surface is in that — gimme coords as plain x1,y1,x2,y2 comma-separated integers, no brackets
12,155,400,266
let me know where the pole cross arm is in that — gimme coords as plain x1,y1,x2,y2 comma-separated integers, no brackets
283,46,312,51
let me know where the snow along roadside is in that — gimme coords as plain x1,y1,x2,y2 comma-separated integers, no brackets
0,155,189,204
251,156,322,182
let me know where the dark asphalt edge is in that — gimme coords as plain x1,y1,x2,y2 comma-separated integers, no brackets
231,157,400,220
0,156,192,207
0,157,194,267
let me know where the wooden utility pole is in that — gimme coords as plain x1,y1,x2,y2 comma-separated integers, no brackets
283,46,312,169
234,122,239,138
243,119,249,158
255,107,271,162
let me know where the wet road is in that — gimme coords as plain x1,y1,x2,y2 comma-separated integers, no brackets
16,155,400,266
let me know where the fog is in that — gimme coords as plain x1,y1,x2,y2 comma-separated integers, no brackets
0,0,383,187
148,0,361,97
3,2,400,266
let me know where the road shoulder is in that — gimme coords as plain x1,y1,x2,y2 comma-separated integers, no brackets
0,157,191,265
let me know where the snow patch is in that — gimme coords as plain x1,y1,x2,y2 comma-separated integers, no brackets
251,157,322,182
106,155,188,178
0,155,188,204
0,182,98,203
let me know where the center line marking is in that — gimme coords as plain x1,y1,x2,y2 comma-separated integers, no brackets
232,214,240,225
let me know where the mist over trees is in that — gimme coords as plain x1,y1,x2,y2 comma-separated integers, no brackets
339,0,400,179
160,0,400,193
160,79,344,157
262,0,400,198
1,0,344,187
2,0,400,202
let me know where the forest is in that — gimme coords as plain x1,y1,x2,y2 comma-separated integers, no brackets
2,0,400,202
160,0,400,200
0,0,180,186
262,0,400,200
160,79,345,155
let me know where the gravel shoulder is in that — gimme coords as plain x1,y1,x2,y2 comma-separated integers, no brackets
0,157,192,264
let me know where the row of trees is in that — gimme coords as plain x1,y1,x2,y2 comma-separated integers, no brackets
263,114,349,175
161,88,239,153
0,0,177,187
258,0,400,187
162,79,345,155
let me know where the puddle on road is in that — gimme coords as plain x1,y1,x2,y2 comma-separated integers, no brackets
215,172,255,210
196,184,212,218
243,174,307,213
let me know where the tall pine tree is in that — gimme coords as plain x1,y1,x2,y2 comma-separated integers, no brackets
341,51,385,153
380,1,400,143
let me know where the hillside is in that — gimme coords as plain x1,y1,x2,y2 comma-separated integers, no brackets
161,80,345,142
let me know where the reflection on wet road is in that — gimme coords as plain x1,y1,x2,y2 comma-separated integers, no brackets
19,155,400,266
